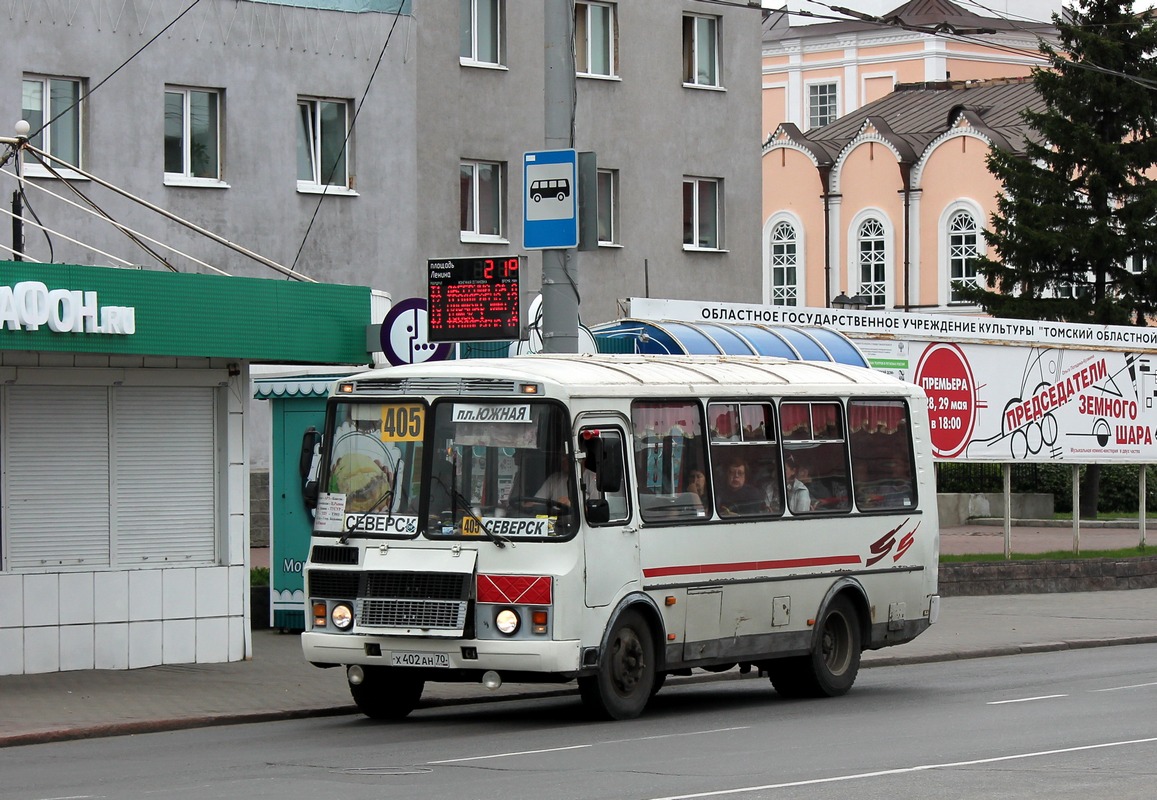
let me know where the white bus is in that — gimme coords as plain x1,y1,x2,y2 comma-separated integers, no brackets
300,354,939,720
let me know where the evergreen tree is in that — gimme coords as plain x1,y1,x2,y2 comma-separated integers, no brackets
961,0,1157,326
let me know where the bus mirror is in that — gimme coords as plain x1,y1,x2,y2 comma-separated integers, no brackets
300,427,322,510
595,441,622,494
585,498,610,524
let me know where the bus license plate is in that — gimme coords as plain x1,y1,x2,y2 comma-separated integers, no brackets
390,651,450,668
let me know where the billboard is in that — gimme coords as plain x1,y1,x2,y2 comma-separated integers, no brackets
625,298,1157,464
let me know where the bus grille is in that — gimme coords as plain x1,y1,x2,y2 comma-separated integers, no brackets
309,570,360,598
358,598,468,629
364,571,470,600
311,545,359,565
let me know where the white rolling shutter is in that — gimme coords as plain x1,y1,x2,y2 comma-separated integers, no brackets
6,387,112,569
113,387,217,565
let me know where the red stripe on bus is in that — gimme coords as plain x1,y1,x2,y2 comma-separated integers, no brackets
642,555,862,579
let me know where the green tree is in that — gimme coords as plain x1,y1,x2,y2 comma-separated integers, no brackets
961,1,1157,517
962,0,1157,324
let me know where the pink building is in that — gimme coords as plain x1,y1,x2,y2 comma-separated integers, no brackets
761,0,1057,310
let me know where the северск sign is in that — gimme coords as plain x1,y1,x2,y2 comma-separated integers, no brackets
0,261,373,364
623,297,1157,465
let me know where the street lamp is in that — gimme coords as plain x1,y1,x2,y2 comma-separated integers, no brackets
831,292,868,310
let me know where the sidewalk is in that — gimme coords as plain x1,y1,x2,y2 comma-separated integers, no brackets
4,583,1155,747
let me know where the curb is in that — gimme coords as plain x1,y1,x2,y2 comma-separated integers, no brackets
5,634,1156,749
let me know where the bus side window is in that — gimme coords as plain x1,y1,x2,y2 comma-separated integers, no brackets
630,400,709,523
707,401,781,517
780,401,851,514
848,400,916,511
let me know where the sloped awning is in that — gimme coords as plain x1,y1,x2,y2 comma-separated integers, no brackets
253,374,348,399
591,318,868,367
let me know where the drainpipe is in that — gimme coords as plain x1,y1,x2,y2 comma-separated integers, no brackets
820,166,833,307
900,162,912,312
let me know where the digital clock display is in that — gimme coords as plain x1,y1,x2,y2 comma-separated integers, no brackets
427,256,521,343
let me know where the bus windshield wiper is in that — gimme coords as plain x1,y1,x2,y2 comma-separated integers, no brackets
434,474,511,549
340,487,394,544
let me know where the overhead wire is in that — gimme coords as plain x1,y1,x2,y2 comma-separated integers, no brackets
289,8,407,276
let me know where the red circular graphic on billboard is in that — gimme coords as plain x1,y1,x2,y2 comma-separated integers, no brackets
914,343,977,458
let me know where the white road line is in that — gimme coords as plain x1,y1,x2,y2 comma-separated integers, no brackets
1091,681,1157,692
426,726,747,765
987,694,1068,705
427,744,592,764
646,736,1157,800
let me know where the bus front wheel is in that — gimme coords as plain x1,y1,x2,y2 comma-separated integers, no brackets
579,609,656,720
349,666,425,720
769,595,861,698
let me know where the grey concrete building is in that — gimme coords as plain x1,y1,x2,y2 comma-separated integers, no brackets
6,0,765,326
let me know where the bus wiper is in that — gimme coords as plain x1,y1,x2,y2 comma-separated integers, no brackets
434,474,511,549
340,487,394,545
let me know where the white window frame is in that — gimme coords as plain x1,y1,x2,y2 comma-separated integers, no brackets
683,176,723,251
947,208,980,304
847,209,893,308
857,217,888,308
807,80,839,130
682,13,721,89
765,214,803,306
597,168,620,245
460,159,507,243
937,200,986,306
576,2,618,79
164,86,226,187
460,0,505,68
21,74,84,179
296,97,355,195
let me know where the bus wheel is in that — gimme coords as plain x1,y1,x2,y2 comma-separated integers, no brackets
349,666,425,720
770,595,861,698
578,610,656,719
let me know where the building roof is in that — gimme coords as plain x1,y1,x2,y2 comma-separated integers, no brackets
768,77,1044,165
764,0,1056,42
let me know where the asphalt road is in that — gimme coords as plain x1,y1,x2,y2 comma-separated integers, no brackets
4,644,1155,800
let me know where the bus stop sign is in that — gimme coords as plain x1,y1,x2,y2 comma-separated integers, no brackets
523,149,578,250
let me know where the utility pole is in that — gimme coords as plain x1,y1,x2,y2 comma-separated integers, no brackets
541,0,578,353
11,120,29,261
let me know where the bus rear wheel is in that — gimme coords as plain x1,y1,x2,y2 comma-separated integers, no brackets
769,595,861,698
579,609,656,720
349,666,425,720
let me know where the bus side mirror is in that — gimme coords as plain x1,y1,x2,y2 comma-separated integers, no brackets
300,426,322,510
584,498,610,524
595,441,622,494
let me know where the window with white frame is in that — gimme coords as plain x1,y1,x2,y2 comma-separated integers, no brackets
21,75,82,168
460,160,504,239
770,220,799,306
576,2,616,78
808,82,838,130
683,176,720,249
460,0,503,66
682,14,719,88
948,210,980,302
165,87,221,181
297,97,350,190
857,217,887,307
597,168,619,244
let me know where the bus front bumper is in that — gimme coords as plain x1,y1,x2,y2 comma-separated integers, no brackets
302,631,584,676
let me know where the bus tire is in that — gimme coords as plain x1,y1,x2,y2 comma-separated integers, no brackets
770,595,861,698
349,666,425,720
578,609,656,720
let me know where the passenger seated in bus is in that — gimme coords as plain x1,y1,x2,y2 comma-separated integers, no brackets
715,457,768,516
686,468,709,509
785,454,812,514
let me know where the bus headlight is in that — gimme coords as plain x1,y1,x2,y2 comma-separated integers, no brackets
331,602,354,630
495,608,520,635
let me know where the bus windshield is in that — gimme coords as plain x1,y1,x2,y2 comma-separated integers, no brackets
427,399,576,540
326,401,426,522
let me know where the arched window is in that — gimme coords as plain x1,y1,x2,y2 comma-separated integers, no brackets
857,218,887,307
949,211,979,303
770,221,799,306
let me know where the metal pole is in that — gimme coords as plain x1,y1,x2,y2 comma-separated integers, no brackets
1003,462,1011,560
11,135,24,261
1141,467,1147,548
541,0,578,353
1072,464,1080,554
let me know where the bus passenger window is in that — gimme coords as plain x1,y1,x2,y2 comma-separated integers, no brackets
707,402,781,517
780,401,851,514
848,400,916,511
631,400,709,523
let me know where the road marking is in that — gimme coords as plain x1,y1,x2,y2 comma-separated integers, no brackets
645,736,1157,800
987,694,1068,705
427,744,591,764
1091,681,1157,692
426,726,746,765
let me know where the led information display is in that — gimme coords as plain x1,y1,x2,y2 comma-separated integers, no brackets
427,256,521,343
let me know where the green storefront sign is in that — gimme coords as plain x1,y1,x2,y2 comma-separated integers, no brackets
0,261,372,364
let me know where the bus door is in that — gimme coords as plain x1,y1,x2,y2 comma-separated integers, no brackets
576,422,637,607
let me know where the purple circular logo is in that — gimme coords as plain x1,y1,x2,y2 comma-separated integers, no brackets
381,298,452,366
